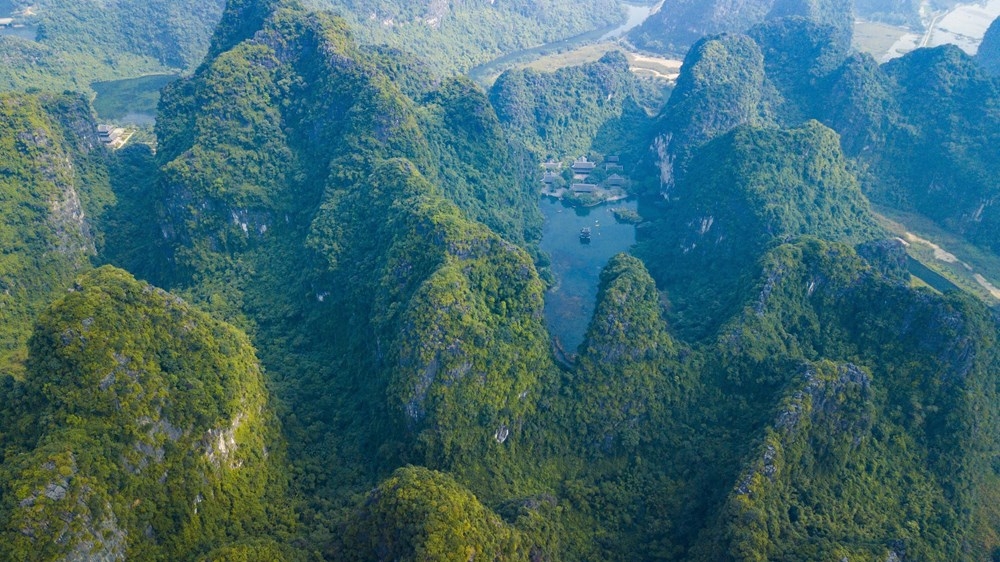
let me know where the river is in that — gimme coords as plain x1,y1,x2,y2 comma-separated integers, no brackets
883,0,1000,60
468,1,661,85
539,197,639,353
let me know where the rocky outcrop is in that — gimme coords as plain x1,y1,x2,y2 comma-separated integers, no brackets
0,267,288,561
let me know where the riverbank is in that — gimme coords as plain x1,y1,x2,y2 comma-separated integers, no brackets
468,1,663,86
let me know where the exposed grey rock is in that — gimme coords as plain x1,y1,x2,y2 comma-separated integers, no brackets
495,424,510,444
44,483,67,501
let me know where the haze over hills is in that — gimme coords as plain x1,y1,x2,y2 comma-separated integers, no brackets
1,0,1000,560
0,0,634,92
0,0,226,90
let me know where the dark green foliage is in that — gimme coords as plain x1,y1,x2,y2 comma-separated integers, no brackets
654,33,772,187
490,51,654,159
420,76,542,245
572,254,684,453
748,16,851,123
199,540,302,562
0,266,293,561
303,0,624,75
97,144,172,283
977,16,1000,76
0,92,108,376
341,466,528,561
208,0,281,59
0,0,224,91
876,46,1000,251
688,238,1000,561
817,52,900,157
639,121,882,337
765,0,853,55
4,1,1000,560
116,0,556,539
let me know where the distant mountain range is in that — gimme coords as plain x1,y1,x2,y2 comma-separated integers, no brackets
2,0,1000,560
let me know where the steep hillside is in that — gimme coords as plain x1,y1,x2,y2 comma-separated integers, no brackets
301,0,624,74
748,16,852,123
0,0,225,91
639,121,883,336
490,51,652,158
687,239,1000,560
100,0,555,544
977,16,1000,75
2,0,1000,560
340,466,528,560
0,266,292,561
0,93,110,376
817,51,900,156
653,33,772,195
877,45,1000,252
628,0,852,55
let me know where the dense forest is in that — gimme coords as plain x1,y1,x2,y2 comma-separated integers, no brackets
0,0,225,91
2,0,1000,560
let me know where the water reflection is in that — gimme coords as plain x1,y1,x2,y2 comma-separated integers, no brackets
539,197,638,353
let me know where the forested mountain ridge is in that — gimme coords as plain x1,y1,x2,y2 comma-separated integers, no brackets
645,11,1000,257
628,0,853,56
1,0,1000,560
0,92,110,377
0,266,293,561
490,51,649,159
117,0,559,547
300,0,625,74
978,16,1000,75
0,0,226,91
0,0,637,93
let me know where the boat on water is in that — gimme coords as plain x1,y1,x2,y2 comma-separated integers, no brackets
579,227,592,243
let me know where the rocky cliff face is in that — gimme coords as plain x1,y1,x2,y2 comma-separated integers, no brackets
654,33,771,196
0,93,108,376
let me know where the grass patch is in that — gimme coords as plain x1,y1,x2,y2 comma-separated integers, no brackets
517,42,681,82
852,19,912,59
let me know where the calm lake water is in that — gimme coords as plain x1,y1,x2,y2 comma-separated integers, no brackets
0,0,37,41
540,197,638,353
599,2,660,41
92,74,179,125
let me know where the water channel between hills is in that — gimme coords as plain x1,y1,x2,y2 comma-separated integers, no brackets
539,197,638,354
468,1,660,84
